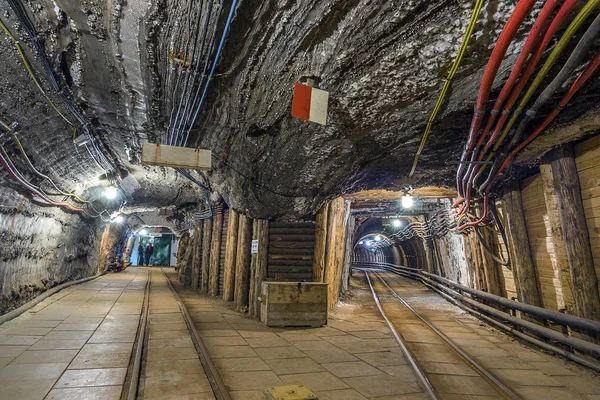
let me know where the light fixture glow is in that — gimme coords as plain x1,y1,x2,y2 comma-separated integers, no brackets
358,240,364,245
140,229,148,235
105,186,118,200
392,219,401,227
365,241,372,247
112,215,124,223
375,235,382,241
401,195,414,208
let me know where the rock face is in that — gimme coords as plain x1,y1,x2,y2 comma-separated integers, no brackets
0,185,99,314
1,0,599,309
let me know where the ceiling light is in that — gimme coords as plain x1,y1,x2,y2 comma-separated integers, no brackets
104,186,118,199
366,241,372,247
375,235,382,241
401,195,414,208
392,219,401,227
112,215,124,223
140,229,148,235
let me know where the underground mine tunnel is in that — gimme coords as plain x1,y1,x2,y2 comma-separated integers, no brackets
1,0,600,399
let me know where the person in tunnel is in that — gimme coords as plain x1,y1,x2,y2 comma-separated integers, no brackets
137,242,144,266
144,242,154,266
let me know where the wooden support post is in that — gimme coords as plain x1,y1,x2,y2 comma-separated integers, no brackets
324,198,347,309
191,220,203,290
209,206,224,296
479,228,503,296
502,182,542,308
341,212,355,294
200,218,213,293
223,210,239,301
249,219,269,318
540,162,576,314
234,214,252,312
313,203,329,283
545,145,600,321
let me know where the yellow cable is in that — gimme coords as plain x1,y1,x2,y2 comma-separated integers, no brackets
0,18,74,127
475,0,600,180
408,0,485,178
0,118,93,205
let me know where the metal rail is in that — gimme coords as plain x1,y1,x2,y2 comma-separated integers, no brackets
127,269,151,400
372,270,521,400
163,269,232,400
354,262,600,371
362,270,438,399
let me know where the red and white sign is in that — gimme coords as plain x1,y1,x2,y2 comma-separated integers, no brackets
291,82,329,126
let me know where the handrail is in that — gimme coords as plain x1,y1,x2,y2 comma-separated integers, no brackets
353,262,600,370
353,261,600,337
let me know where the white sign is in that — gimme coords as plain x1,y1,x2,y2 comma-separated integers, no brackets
251,239,259,254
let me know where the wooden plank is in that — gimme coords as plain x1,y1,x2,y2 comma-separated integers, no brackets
218,210,229,296
261,282,327,327
234,215,252,312
548,144,600,321
503,182,543,310
223,210,239,301
201,218,212,293
209,206,224,297
249,219,269,318
141,143,211,170
313,203,329,284
191,215,203,290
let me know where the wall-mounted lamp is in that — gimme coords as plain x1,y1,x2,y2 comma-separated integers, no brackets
105,186,118,200
392,219,401,227
140,228,148,235
401,194,414,208
112,215,124,223
375,235,382,241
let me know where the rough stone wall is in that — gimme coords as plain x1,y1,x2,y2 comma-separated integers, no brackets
0,185,100,314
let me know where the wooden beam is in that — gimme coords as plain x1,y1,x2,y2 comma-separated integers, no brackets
223,210,239,301
324,198,348,308
502,182,542,308
545,145,600,321
141,143,211,170
343,187,458,200
249,219,269,318
234,214,252,312
209,206,224,297
191,218,203,290
479,228,503,296
200,218,213,293
313,203,329,283
539,161,576,314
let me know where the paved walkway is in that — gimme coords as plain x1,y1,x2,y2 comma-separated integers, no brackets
140,269,214,399
171,270,600,400
0,268,146,400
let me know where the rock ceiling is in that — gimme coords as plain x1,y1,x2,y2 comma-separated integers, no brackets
1,0,599,219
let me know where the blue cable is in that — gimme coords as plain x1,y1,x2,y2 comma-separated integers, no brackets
182,0,239,146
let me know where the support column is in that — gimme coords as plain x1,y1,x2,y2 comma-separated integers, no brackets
209,206,224,296
545,145,600,321
341,205,355,294
234,214,252,312
324,197,347,309
191,220,203,290
540,162,576,314
223,210,239,301
249,219,269,318
313,203,329,283
201,218,213,293
479,227,503,296
502,182,542,308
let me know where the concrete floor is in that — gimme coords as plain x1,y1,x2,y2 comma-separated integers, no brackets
1,267,599,400
0,268,146,400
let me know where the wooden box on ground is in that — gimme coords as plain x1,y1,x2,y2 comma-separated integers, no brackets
260,282,327,327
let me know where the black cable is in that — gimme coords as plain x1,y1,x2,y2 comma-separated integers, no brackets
474,202,511,267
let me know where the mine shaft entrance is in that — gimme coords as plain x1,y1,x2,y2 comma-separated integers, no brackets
130,226,179,267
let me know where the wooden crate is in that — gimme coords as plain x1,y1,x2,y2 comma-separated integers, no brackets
260,282,327,327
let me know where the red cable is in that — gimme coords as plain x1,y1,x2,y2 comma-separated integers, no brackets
461,0,560,198
456,0,537,200
488,49,600,189
0,152,88,214
456,0,579,215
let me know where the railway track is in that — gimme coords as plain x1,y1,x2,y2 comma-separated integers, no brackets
125,267,231,400
358,267,522,400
